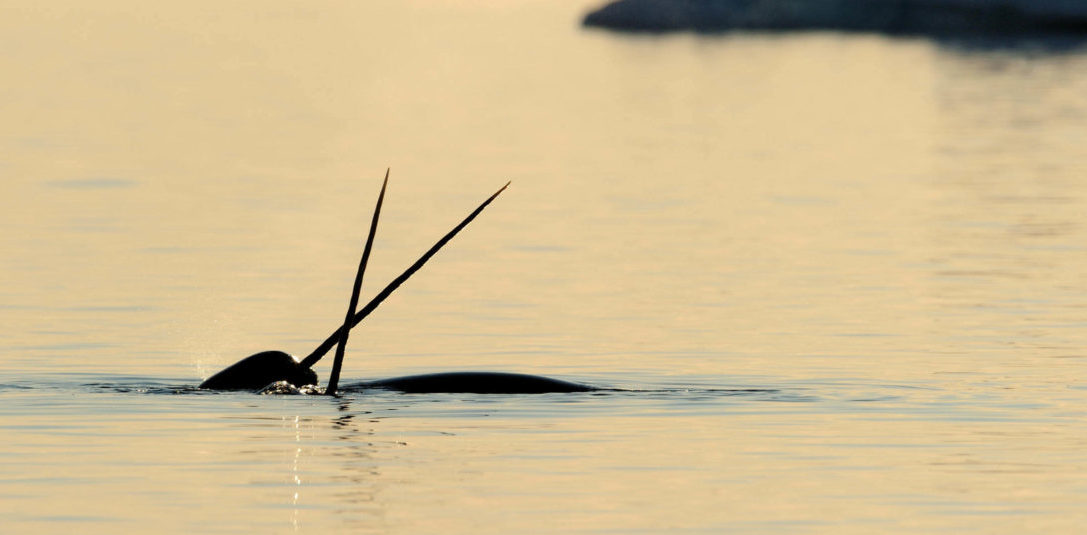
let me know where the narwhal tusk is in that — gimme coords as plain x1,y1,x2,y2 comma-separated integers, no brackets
300,180,510,369
325,169,389,395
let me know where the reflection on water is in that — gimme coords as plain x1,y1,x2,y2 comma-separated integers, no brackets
3,1,1087,533
923,49,1087,366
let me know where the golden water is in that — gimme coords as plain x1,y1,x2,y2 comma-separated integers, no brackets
3,1,1087,533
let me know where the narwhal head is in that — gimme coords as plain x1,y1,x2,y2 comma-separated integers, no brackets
199,350,318,390
285,357,319,388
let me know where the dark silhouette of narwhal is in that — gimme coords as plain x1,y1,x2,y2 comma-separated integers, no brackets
199,171,594,394
198,350,317,391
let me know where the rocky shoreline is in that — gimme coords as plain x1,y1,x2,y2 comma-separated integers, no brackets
582,0,1087,36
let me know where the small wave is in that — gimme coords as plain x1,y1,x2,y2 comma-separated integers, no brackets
82,382,205,395
0,383,35,392
257,381,326,395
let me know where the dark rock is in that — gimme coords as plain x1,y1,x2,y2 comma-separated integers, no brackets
582,0,1087,36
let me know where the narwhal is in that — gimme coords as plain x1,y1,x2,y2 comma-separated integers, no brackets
199,171,594,394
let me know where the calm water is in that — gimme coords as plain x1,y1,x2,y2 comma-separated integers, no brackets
3,1,1087,533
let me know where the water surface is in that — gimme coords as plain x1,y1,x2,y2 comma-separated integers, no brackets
3,1,1087,533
